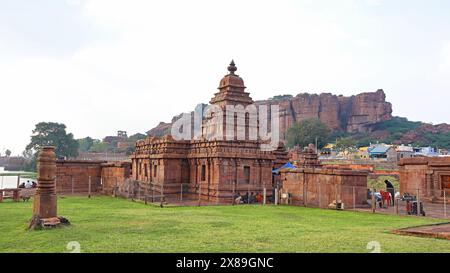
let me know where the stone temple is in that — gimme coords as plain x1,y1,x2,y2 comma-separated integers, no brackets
130,61,288,202
49,61,369,209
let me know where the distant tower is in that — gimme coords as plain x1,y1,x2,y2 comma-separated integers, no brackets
117,131,128,139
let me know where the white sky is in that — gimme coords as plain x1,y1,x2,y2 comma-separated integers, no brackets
1,0,450,155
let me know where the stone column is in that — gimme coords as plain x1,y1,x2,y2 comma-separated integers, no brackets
33,147,57,219
426,171,434,199
433,174,440,197
29,147,68,230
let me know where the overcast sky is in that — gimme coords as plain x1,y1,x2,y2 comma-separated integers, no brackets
1,0,450,155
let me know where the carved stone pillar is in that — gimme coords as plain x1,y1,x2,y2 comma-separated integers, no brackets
433,174,440,197
33,147,57,219
425,171,433,198
29,147,69,230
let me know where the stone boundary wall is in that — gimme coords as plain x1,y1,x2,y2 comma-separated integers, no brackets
280,168,369,208
322,164,374,171
398,157,450,201
322,163,399,180
56,160,105,194
75,152,129,162
321,160,397,170
101,162,131,195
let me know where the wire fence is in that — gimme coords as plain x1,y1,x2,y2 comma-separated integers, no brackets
105,179,275,207
280,182,367,209
271,180,449,219
1,173,449,220
365,187,449,219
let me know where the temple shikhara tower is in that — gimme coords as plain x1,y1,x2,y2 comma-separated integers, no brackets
131,61,288,202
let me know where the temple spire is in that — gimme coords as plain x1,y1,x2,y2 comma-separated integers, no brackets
210,60,252,106
227,59,237,75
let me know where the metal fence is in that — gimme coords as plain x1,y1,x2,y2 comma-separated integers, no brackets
364,188,449,219
278,182,366,210
273,181,449,220
2,173,449,220
108,180,275,207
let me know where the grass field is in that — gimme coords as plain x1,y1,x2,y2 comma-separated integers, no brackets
0,196,449,253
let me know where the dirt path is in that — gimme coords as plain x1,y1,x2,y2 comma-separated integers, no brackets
394,223,450,240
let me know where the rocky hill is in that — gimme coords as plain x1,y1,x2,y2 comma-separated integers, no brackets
146,89,450,148
257,89,392,137
359,117,450,148
147,89,393,138
147,113,184,137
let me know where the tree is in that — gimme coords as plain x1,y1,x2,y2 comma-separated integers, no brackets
26,122,79,159
78,137,95,152
128,133,147,141
5,149,11,157
286,119,330,149
125,146,136,156
89,140,108,153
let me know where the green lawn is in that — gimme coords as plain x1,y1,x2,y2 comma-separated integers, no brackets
0,196,449,253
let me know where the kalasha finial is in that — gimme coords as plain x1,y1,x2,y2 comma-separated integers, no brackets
227,59,237,75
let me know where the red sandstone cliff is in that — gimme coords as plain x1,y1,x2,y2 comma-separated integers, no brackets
257,89,392,136
147,89,393,138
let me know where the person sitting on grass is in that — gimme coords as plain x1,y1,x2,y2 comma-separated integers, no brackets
367,189,382,207
249,192,256,204
242,192,249,204
234,192,242,205
255,192,263,203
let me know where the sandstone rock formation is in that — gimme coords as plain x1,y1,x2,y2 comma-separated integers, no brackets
147,89,393,140
259,89,392,138
147,113,184,137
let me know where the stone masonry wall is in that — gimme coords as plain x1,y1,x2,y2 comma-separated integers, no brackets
56,160,105,194
101,162,131,195
281,168,368,208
